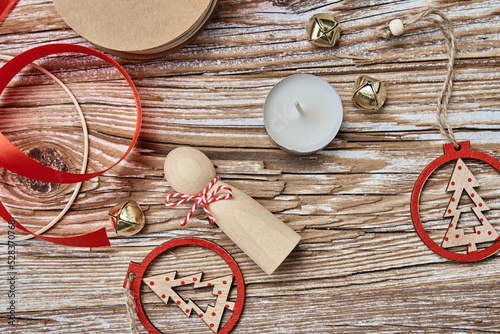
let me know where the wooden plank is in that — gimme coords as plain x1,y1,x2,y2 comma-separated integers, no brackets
1,0,500,333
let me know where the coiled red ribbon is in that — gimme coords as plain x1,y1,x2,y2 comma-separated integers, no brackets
165,176,232,226
0,44,142,247
0,0,18,23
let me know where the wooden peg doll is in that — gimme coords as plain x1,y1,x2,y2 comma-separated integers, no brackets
164,146,301,275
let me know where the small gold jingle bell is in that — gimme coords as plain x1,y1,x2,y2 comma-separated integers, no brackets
108,200,145,236
306,13,341,47
351,76,387,111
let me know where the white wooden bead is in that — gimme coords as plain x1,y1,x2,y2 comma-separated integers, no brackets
389,19,404,36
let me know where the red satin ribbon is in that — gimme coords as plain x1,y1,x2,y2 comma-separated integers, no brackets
0,44,143,247
0,0,18,23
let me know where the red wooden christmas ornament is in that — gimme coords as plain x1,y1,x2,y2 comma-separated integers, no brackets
124,238,245,333
411,141,500,261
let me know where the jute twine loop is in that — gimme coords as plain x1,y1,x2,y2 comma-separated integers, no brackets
125,272,141,334
378,9,459,149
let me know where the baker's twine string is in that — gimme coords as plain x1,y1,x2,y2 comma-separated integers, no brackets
124,272,141,334
165,176,233,226
377,9,459,149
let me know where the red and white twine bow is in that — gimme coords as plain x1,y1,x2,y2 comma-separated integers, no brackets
165,176,232,226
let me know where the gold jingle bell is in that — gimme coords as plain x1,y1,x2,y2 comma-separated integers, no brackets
109,200,145,236
306,13,341,47
351,76,387,110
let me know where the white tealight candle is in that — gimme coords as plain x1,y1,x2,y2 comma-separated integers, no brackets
263,74,343,154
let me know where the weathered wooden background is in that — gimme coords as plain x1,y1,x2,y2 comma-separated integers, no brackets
1,0,500,333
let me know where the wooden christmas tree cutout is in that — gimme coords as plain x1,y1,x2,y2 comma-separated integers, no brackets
441,159,499,253
144,271,235,332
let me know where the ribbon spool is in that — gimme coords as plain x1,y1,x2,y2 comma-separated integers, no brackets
53,0,218,59
0,43,142,247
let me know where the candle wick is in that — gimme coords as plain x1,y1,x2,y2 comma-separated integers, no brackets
294,102,306,116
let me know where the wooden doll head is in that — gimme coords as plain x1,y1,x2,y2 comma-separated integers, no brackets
164,147,216,195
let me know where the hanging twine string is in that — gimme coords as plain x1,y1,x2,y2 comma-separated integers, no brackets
377,9,459,149
165,176,233,226
124,272,141,334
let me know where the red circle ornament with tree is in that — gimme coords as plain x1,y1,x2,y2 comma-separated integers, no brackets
385,10,500,262
411,141,500,261
124,238,245,334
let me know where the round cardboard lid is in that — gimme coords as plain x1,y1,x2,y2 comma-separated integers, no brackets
53,0,215,53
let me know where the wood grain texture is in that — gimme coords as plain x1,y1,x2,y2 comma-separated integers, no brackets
1,0,500,333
